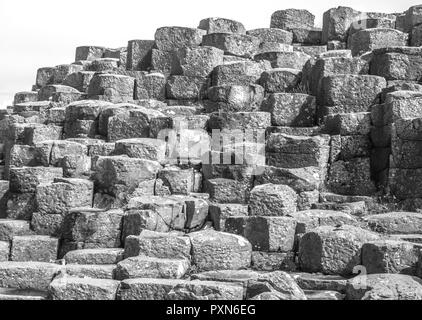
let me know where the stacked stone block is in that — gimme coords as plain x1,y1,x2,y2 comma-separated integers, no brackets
1,4,422,301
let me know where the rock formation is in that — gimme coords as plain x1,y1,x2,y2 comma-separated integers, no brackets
1,5,422,300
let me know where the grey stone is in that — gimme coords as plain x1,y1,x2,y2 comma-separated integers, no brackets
254,51,311,69
118,278,243,300
9,167,63,194
10,235,58,262
350,28,408,56
202,33,260,58
362,239,422,275
64,248,124,265
249,184,297,216
126,40,155,71
225,216,296,251
271,9,315,30
123,230,191,259
189,230,252,271
299,225,380,275
115,256,190,280
155,27,206,51
64,264,116,279
48,276,119,300
207,84,264,112
345,273,422,300
259,68,302,93
0,220,32,241
36,178,93,215
262,93,316,126
0,261,61,290
198,18,246,34
363,212,422,234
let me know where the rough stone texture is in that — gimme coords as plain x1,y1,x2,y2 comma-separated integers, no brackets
124,231,191,259
154,27,206,51
209,203,248,231
94,156,161,189
271,9,315,30
362,240,422,275
266,133,330,170
247,28,293,44
188,230,252,271
291,272,347,292
212,60,271,86
7,4,422,301
251,251,297,272
249,184,297,216
327,157,376,196
202,33,260,58
64,248,124,265
254,51,311,69
48,276,120,300
323,112,371,136
114,138,166,162
203,178,249,204
0,220,32,241
363,212,422,234
322,6,362,43
248,271,307,300
199,17,246,34
9,167,63,194
126,40,155,71
124,196,186,233
0,241,10,262
115,256,190,280
259,68,301,93
225,216,296,251
0,262,61,290
207,111,270,131
173,46,224,77
36,178,94,215
63,264,116,279
290,209,358,234
118,278,244,300
11,235,58,262
345,274,422,300
299,225,380,275
6,192,37,220
88,74,135,103
207,84,265,112
262,93,316,127
64,208,124,248
350,28,408,56
321,75,386,111
75,46,106,61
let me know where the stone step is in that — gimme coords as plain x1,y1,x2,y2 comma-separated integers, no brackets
311,201,367,216
64,264,116,279
304,289,345,300
117,278,244,300
10,235,59,262
291,272,348,292
64,248,124,265
0,287,48,300
0,219,33,241
48,276,120,300
115,256,190,280
0,261,61,291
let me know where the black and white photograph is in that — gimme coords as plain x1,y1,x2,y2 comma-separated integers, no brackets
0,0,422,310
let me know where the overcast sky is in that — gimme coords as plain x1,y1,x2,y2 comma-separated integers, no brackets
0,0,421,107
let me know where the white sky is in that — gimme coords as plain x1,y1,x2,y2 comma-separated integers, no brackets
0,0,421,107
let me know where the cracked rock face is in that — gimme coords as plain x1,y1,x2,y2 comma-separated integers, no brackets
2,3,422,301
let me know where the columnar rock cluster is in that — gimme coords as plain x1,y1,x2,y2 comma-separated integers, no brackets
1,5,422,300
